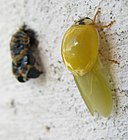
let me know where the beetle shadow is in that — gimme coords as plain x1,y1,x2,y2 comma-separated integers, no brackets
98,28,119,117
33,39,46,84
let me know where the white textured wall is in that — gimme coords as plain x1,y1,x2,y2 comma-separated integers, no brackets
0,0,128,140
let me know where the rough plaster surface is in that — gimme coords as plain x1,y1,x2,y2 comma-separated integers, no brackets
0,0,128,140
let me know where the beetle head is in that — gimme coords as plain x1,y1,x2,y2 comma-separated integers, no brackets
75,17,93,25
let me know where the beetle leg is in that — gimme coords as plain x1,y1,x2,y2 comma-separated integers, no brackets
95,20,116,29
108,59,119,65
99,50,119,65
93,8,101,23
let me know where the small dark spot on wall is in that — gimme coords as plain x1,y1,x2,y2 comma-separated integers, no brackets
45,49,49,53
93,128,96,131
10,99,15,108
38,90,43,95
46,126,51,132
58,60,61,64
24,0,28,8
110,11,113,15
113,4,115,7
10,99,17,114
12,3,16,8
57,77,61,81
66,88,69,92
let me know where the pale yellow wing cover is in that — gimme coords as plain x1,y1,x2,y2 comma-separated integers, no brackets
74,60,112,117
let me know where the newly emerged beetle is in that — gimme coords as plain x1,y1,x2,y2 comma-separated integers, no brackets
10,25,42,82
61,9,115,117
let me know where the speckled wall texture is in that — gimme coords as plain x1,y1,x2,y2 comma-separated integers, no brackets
0,0,128,140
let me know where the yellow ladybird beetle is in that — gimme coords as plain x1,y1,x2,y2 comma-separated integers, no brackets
61,8,115,117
